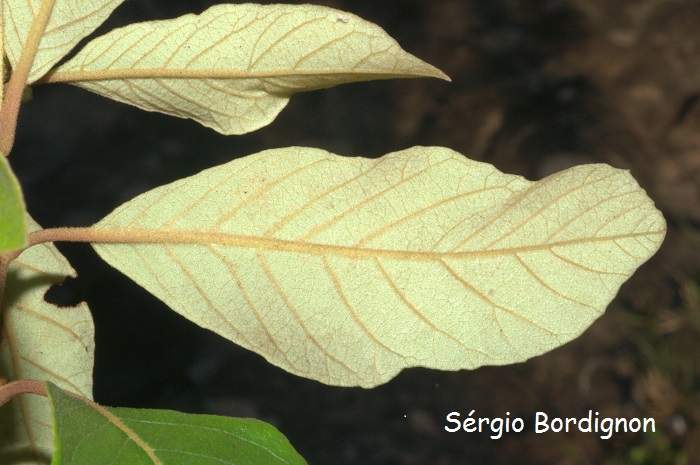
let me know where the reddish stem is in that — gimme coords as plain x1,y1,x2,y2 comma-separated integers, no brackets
0,380,47,408
0,0,59,155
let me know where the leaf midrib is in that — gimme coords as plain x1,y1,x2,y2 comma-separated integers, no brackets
43,67,439,84
83,227,663,261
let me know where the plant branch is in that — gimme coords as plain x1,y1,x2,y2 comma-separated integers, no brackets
0,380,47,408
0,0,58,155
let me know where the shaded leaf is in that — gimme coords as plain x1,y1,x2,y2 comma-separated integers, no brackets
0,155,26,251
3,0,125,84
92,147,666,387
0,217,94,464
46,382,307,465
46,4,448,134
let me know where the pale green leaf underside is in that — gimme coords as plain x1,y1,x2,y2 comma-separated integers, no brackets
3,0,125,84
0,217,95,464
48,4,448,135
0,154,27,251
46,382,307,465
93,147,665,387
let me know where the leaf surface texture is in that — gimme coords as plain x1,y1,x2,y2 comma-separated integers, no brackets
93,147,666,387
3,0,125,83
46,382,307,465
0,217,94,464
48,4,448,134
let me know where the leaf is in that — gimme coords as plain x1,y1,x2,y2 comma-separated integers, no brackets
45,4,449,135
0,155,26,251
3,0,125,84
46,382,307,465
0,217,94,464
92,147,666,388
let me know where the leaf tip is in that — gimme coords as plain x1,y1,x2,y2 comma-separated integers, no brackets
435,67,452,82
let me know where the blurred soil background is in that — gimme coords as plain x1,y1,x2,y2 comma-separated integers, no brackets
10,0,700,463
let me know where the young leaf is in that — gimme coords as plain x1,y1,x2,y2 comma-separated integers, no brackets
46,382,308,465
3,0,125,84
0,155,26,251
92,147,666,387
0,217,94,464
44,4,449,135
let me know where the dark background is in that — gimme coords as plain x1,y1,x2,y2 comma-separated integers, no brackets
11,0,700,463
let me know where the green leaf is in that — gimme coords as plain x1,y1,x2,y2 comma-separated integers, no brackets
46,382,307,465
92,147,666,387
0,155,26,251
46,4,448,135
3,0,125,84
0,216,94,465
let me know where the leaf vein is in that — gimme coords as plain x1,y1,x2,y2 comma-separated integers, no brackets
356,184,511,248
207,245,293,367
375,258,491,362
324,256,402,367
514,254,599,313
299,157,452,241
257,251,363,383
